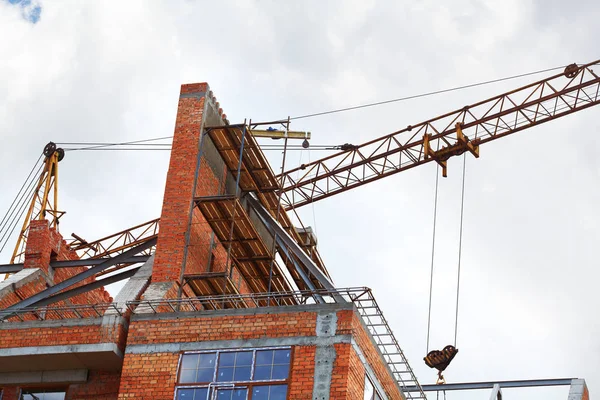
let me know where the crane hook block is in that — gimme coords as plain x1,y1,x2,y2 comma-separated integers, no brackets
424,345,458,377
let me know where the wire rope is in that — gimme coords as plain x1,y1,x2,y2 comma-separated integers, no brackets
0,154,43,232
426,164,440,354
290,65,566,120
454,154,467,347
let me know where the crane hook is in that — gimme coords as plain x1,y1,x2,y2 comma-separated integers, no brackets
424,345,459,384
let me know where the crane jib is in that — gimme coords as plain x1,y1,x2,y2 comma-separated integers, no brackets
279,60,600,210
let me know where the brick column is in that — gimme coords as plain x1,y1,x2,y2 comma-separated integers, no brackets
152,83,228,284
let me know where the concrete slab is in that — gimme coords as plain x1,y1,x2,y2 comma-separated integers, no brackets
0,343,123,373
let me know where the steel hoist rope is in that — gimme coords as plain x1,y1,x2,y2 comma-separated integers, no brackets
454,154,467,347
426,164,440,354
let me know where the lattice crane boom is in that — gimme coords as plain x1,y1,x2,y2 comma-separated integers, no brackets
278,60,600,210
11,142,65,264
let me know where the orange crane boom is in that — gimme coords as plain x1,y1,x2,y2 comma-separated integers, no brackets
278,60,600,210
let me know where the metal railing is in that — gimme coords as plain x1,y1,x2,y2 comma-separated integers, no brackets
127,287,427,399
0,302,122,322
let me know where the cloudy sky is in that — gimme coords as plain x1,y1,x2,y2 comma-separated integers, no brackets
1,1,599,399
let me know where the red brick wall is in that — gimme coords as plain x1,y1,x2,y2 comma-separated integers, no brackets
127,310,317,345
339,310,404,400
288,345,316,399
66,370,121,400
117,353,179,399
149,83,255,299
0,323,118,349
0,219,112,317
152,83,209,283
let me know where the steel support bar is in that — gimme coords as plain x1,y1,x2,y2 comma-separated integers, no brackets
0,255,151,274
24,266,142,309
0,238,156,317
247,196,337,290
403,378,574,392
274,235,324,303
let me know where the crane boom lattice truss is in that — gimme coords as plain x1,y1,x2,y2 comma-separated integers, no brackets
279,60,600,209
11,144,64,264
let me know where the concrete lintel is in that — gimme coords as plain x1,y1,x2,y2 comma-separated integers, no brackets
0,369,88,385
126,334,352,354
0,317,103,330
131,302,353,320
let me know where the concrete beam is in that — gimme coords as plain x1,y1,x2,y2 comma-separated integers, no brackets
0,369,88,385
125,335,352,354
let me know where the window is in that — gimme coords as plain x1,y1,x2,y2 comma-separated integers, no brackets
364,376,382,400
176,348,291,400
20,389,66,400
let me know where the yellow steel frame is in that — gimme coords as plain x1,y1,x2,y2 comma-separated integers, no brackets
10,151,63,264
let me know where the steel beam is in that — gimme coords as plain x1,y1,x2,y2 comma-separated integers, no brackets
0,255,151,274
0,238,156,318
23,266,142,309
403,378,574,392
247,196,343,302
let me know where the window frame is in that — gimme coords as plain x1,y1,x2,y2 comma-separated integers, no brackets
175,347,293,400
18,388,67,400
363,375,383,400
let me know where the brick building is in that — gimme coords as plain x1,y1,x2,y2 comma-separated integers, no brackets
0,83,590,400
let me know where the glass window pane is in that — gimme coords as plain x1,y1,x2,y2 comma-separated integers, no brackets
234,366,251,381
196,367,215,383
194,388,209,400
252,386,269,400
180,369,197,383
220,352,236,367
273,350,290,365
217,389,233,400
181,354,199,369
364,376,374,400
255,350,273,365
199,353,217,368
44,394,66,400
217,366,234,382
177,389,195,399
271,364,289,380
233,388,247,399
236,351,253,366
269,385,287,400
253,365,271,381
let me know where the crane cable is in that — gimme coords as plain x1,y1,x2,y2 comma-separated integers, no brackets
454,154,467,347
425,153,467,352
426,164,440,354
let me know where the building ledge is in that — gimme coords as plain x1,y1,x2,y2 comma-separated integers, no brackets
0,343,123,372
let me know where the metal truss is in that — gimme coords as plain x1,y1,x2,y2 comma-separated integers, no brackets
278,60,600,209
68,218,159,276
11,143,64,264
